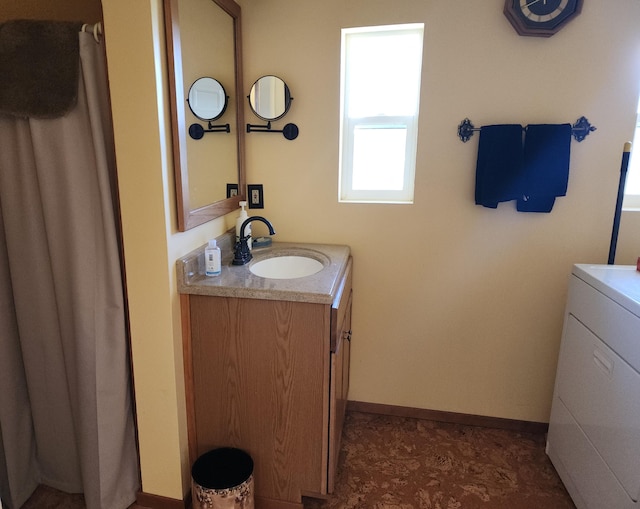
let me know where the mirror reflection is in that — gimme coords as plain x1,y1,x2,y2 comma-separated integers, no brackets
248,75,292,121
188,77,228,121
164,0,246,231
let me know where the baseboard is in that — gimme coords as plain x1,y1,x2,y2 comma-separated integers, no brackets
347,400,549,434
136,491,191,509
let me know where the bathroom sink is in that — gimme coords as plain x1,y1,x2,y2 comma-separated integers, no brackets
250,255,325,279
178,241,350,302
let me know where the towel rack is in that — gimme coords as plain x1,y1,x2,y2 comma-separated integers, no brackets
457,116,596,143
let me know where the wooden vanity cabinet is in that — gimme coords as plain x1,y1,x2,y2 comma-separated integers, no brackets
182,258,352,509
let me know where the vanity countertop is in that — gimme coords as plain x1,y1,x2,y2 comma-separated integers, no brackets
177,241,351,304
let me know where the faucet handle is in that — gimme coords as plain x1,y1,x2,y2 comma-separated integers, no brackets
232,237,252,265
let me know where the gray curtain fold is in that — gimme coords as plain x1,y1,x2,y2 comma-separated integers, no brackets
0,30,139,509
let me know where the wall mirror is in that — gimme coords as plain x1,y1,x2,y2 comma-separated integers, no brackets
164,0,246,231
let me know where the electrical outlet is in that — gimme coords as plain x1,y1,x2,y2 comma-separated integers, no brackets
247,184,264,209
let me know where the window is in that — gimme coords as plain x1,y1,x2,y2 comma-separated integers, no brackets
623,93,640,209
339,24,424,203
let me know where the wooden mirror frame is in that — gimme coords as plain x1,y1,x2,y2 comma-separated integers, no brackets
164,0,246,231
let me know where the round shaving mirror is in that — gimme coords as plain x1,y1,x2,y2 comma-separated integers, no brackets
248,75,292,121
187,77,228,121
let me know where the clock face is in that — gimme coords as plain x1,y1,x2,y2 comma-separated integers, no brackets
504,0,583,37
521,0,569,22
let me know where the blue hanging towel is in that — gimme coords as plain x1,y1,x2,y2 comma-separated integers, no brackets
475,125,524,208
517,124,572,213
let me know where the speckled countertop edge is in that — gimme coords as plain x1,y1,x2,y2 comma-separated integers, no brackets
177,238,351,304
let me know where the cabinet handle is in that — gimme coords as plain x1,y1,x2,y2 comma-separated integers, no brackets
343,330,352,342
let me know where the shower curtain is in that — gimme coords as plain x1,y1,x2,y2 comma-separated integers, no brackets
0,23,139,509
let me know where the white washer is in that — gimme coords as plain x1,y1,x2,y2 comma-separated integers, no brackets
547,264,640,509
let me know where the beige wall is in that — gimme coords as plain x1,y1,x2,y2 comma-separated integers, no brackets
102,0,233,499
238,0,640,423
31,0,640,501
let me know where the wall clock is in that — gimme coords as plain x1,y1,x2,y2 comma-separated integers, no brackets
504,0,583,37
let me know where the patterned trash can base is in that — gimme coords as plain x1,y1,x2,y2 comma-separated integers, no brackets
192,448,254,509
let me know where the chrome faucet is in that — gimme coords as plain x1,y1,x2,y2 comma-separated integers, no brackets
232,216,276,265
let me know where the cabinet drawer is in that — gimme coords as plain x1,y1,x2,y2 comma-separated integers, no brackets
567,275,640,372
555,315,640,501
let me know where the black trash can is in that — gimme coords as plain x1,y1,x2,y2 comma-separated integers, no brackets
191,447,254,509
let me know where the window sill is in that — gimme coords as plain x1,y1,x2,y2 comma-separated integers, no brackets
623,195,640,211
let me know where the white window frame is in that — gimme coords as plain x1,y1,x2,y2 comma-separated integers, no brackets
623,97,640,210
339,23,424,204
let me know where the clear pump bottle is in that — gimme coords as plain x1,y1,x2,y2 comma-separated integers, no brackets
205,239,221,276
235,201,251,250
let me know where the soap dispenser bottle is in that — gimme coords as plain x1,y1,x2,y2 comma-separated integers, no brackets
235,201,251,250
205,239,221,276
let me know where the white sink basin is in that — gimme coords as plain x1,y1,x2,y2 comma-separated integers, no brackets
250,255,324,279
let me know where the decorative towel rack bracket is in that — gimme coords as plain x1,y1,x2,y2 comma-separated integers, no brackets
458,118,476,143
457,116,596,143
572,116,597,142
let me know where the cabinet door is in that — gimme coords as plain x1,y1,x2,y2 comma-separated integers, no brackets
189,295,328,503
328,290,352,493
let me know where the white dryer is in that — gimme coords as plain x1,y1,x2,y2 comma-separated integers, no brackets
547,264,640,509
